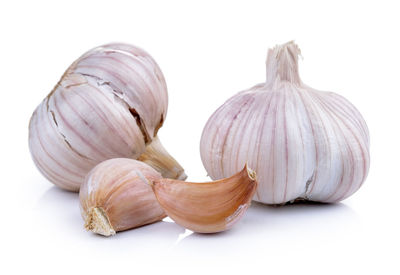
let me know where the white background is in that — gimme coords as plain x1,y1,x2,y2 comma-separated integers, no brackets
1,0,399,274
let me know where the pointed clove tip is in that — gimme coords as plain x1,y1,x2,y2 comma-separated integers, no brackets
176,171,188,181
84,207,116,237
244,163,257,181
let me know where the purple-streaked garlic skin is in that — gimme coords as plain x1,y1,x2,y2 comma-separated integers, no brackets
79,158,166,236
29,43,183,192
200,41,370,204
72,43,168,138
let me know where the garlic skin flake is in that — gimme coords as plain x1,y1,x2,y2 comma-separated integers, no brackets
80,158,166,236
152,165,258,233
200,41,369,204
29,43,186,191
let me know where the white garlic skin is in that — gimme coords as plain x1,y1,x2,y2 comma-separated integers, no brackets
29,43,172,191
200,41,370,204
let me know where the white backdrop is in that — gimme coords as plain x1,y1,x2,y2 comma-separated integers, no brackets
1,0,399,274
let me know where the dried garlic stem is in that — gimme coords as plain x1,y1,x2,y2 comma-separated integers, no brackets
138,136,187,180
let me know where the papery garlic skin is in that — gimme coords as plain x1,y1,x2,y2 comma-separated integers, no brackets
72,43,167,139
29,43,185,191
152,165,258,233
200,41,369,204
79,158,166,236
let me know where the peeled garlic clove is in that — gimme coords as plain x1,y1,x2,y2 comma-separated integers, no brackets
200,41,369,204
79,158,166,236
29,43,186,191
151,165,257,233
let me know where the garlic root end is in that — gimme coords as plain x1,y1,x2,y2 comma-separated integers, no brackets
84,207,116,236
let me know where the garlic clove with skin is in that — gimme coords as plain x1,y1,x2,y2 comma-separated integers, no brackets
151,165,258,233
200,41,369,204
29,43,186,191
79,158,166,236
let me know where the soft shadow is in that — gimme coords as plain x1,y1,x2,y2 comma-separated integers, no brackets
35,186,184,246
83,219,185,253
240,201,358,231
37,185,79,205
246,200,356,221
175,201,359,252
34,186,82,234
110,220,185,240
36,185,80,220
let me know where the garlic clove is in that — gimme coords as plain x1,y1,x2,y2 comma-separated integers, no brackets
151,165,258,233
79,158,166,236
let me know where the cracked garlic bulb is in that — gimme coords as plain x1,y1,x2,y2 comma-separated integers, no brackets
200,41,369,204
29,43,186,191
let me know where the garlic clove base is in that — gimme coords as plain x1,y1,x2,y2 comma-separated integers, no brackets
84,207,116,237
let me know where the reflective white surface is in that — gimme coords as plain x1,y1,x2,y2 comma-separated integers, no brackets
8,170,398,274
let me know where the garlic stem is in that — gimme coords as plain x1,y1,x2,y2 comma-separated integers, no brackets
266,41,301,85
138,136,187,180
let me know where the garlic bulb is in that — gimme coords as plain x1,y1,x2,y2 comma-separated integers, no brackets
152,165,257,233
80,158,166,236
29,43,186,191
200,41,369,204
